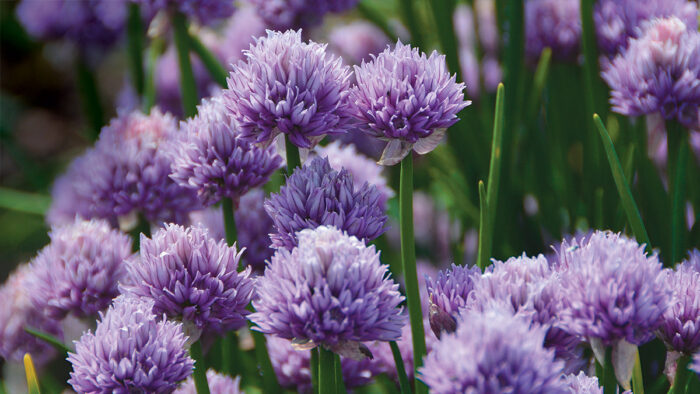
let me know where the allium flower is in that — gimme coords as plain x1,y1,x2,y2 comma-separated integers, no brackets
68,296,194,393
264,156,387,250
134,0,235,25
0,265,62,366
350,41,470,165
174,370,242,394
224,30,353,149
250,226,405,358
169,95,282,206
220,6,267,66
190,189,275,272
316,141,394,205
657,253,700,354
420,308,566,393
248,0,359,31
594,0,698,56
425,263,481,338
122,224,254,337
27,218,132,319
328,21,390,65
525,0,581,62
47,109,200,227
562,372,603,393
602,17,700,129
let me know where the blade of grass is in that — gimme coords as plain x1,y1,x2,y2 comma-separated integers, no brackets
24,327,71,354
632,349,645,394
476,180,487,270
357,1,399,43
24,354,41,394
0,188,50,215
319,347,336,394
188,32,228,88
526,47,551,125
172,11,198,118
143,37,164,113
190,340,211,394
389,341,411,394
593,114,652,251
127,3,144,96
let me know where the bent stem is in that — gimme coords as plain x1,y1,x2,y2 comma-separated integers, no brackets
390,341,412,394
24,327,71,354
399,154,427,394
190,341,211,394
319,347,336,394
172,11,197,118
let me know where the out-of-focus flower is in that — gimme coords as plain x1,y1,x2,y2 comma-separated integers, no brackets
174,370,242,394
425,263,481,338
602,17,700,130
47,109,200,228
134,0,235,25
594,0,698,57
220,6,267,66
692,352,700,376
657,252,700,354
350,41,469,165
27,218,132,319
0,265,62,366
562,372,603,393
476,0,499,54
122,224,254,338
224,30,353,149
68,296,193,393
264,156,387,250
328,21,390,65
250,226,404,358
525,0,581,62
420,308,566,393
247,0,358,31
169,95,282,206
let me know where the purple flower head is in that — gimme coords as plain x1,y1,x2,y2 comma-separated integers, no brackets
224,29,353,149
350,41,470,165
16,0,127,48
248,0,359,31
68,295,194,393
0,265,63,366
602,17,700,130
134,0,235,25
47,109,200,227
594,0,698,57
525,0,581,62
657,252,700,354
27,218,132,320
250,226,405,357
329,21,390,65
220,6,267,66
175,370,242,394
122,224,255,337
425,263,481,338
315,141,394,206
420,308,566,393
264,156,387,250
562,372,603,393
170,96,282,206
557,230,670,346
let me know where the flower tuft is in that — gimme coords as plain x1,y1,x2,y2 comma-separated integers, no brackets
657,251,700,354
174,369,242,394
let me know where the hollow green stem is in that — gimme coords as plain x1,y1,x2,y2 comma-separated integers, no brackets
632,349,645,394
285,136,301,174
188,32,228,88
76,56,104,140
24,327,71,354
357,1,399,42
399,154,427,394
399,0,424,48
333,353,345,393
390,341,411,394
526,47,551,125
220,332,242,377
477,181,488,270
670,355,691,394
311,348,319,394
319,347,336,394
222,197,237,247
143,38,164,113
250,329,281,393
190,341,211,394
172,11,198,118
126,3,144,96
597,347,618,394
668,124,689,265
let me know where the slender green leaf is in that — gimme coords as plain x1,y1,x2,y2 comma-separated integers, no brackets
24,327,71,354
172,12,198,118
285,136,301,174
24,354,41,394
190,341,211,394
632,349,645,394
319,347,336,394
526,47,551,125
390,341,411,394
127,3,145,96
477,180,487,270
357,1,399,42
143,38,165,113
76,57,104,140
0,188,50,215
189,32,228,88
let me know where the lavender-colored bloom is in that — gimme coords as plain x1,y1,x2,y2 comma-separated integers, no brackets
248,0,358,31
315,141,394,205
693,352,700,376
476,0,499,55
189,189,275,272
264,156,387,250
122,224,254,337
350,41,470,165
594,0,698,56
0,265,62,366
420,308,566,393
170,96,282,206
175,370,242,394
329,21,390,65
219,6,267,66
602,17,700,130
27,218,132,320
562,372,603,393
224,30,353,149
134,0,235,25
250,226,405,357
48,109,200,227
68,296,193,393
482,55,503,93
657,253,700,354
557,230,670,346
425,263,481,338
525,0,581,62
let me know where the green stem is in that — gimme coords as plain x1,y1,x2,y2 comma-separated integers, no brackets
598,347,618,394
632,349,645,394
399,154,427,394
172,11,198,118
526,47,552,126
477,180,488,270
126,3,144,96
390,341,412,394
143,38,164,113
668,125,689,265
670,355,691,394
190,341,211,394
333,353,345,393
220,332,241,376
285,136,301,174
250,330,281,393
188,32,228,88
222,197,237,247
311,348,320,394
399,0,424,48
129,214,151,251
319,347,337,394
427,0,461,82
593,114,652,251
76,56,104,140
24,327,71,354
357,1,399,42
0,188,50,215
